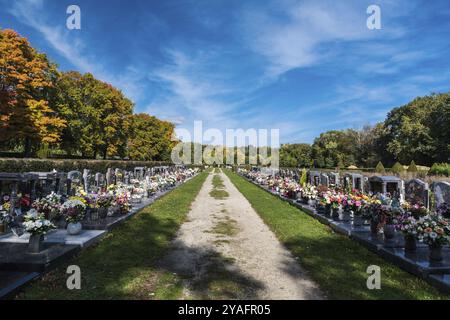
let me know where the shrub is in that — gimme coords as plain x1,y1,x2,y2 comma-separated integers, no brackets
391,162,405,175
300,168,307,187
375,161,386,173
407,160,418,173
428,163,450,176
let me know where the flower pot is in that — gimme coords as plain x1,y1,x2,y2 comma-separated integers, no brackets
90,209,99,221
404,236,417,252
370,220,379,234
383,224,396,240
28,234,44,254
429,245,443,262
67,222,82,235
325,204,331,216
316,204,325,215
332,207,340,220
353,216,363,227
342,210,351,222
98,207,108,219
308,199,316,207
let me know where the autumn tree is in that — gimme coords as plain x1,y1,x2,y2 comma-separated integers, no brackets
0,28,65,155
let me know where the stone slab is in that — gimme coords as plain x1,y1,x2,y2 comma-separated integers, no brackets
0,242,80,272
0,229,106,248
0,271,40,299
427,274,450,294
379,246,450,277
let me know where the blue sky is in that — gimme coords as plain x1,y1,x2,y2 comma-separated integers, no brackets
2,0,450,145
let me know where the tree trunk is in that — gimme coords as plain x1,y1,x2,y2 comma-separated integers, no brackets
24,137,31,157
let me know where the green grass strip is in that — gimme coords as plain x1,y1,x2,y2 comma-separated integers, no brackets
17,171,208,300
225,170,449,300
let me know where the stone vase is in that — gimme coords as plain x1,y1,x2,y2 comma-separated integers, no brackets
353,216,363,227
342,210,352,222
429,245,443,262
98,207,108,219
325,204,332,216
308,199,316,207
90,209,99,221
404,236,417,252
383,224,396,240
370,219,379,234
67,222,82,235
332,207,340,220
28,234,44,254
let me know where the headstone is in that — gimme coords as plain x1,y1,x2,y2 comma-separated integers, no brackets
432,182,450,208
114,168,123,184
405,179,430,209
82,169,90,193
320,173,329,187
124,171,130,185
329,172,340,187
106,168,114,186
56,172,68,195
67,171,82,196
134,167,145,181
95,173,105,189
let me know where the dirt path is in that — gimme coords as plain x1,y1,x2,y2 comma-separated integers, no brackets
160,169,323,300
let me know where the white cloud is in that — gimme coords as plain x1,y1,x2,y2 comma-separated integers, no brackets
8,0,146,103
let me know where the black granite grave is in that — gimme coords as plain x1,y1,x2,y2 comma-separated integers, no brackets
0,242,80,272
0,271,39,299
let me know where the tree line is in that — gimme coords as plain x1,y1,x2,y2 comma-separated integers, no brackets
0,28,175,161
280,93,450,169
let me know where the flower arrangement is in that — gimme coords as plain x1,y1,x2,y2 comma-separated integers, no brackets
437,203,450,218
61,198,86,223
416,214,450,247
301,184,318,200
22,210,56,235
113,194,131,214
32,192,62,221
403,202,428,219
96,193,113,208
396,214,418,239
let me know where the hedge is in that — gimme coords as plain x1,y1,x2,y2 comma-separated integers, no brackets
0,158,175,174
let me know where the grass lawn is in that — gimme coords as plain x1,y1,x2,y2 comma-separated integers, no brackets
225,170,450,300
16,171,208,300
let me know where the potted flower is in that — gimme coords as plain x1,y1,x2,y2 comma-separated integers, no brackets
32,192,62,222
330,194,341,220
406,203,428,219
381,207,401,240
113,194,131,215
437,203,450,219
22,209,56,253
368,202,383,234
396,214,418,251
61,198,86,235
95,193,113,219
351,198,364,227
416,214,450,261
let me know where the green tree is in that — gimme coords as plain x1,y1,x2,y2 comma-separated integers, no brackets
391,162,405,175
128,113,175,161
375,161,386,173
407,160,418,172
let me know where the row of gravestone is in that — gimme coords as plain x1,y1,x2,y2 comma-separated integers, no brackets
0,166,175,201
260,169,450,210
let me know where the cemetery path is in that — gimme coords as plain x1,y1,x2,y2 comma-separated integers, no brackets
160,170,323,300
